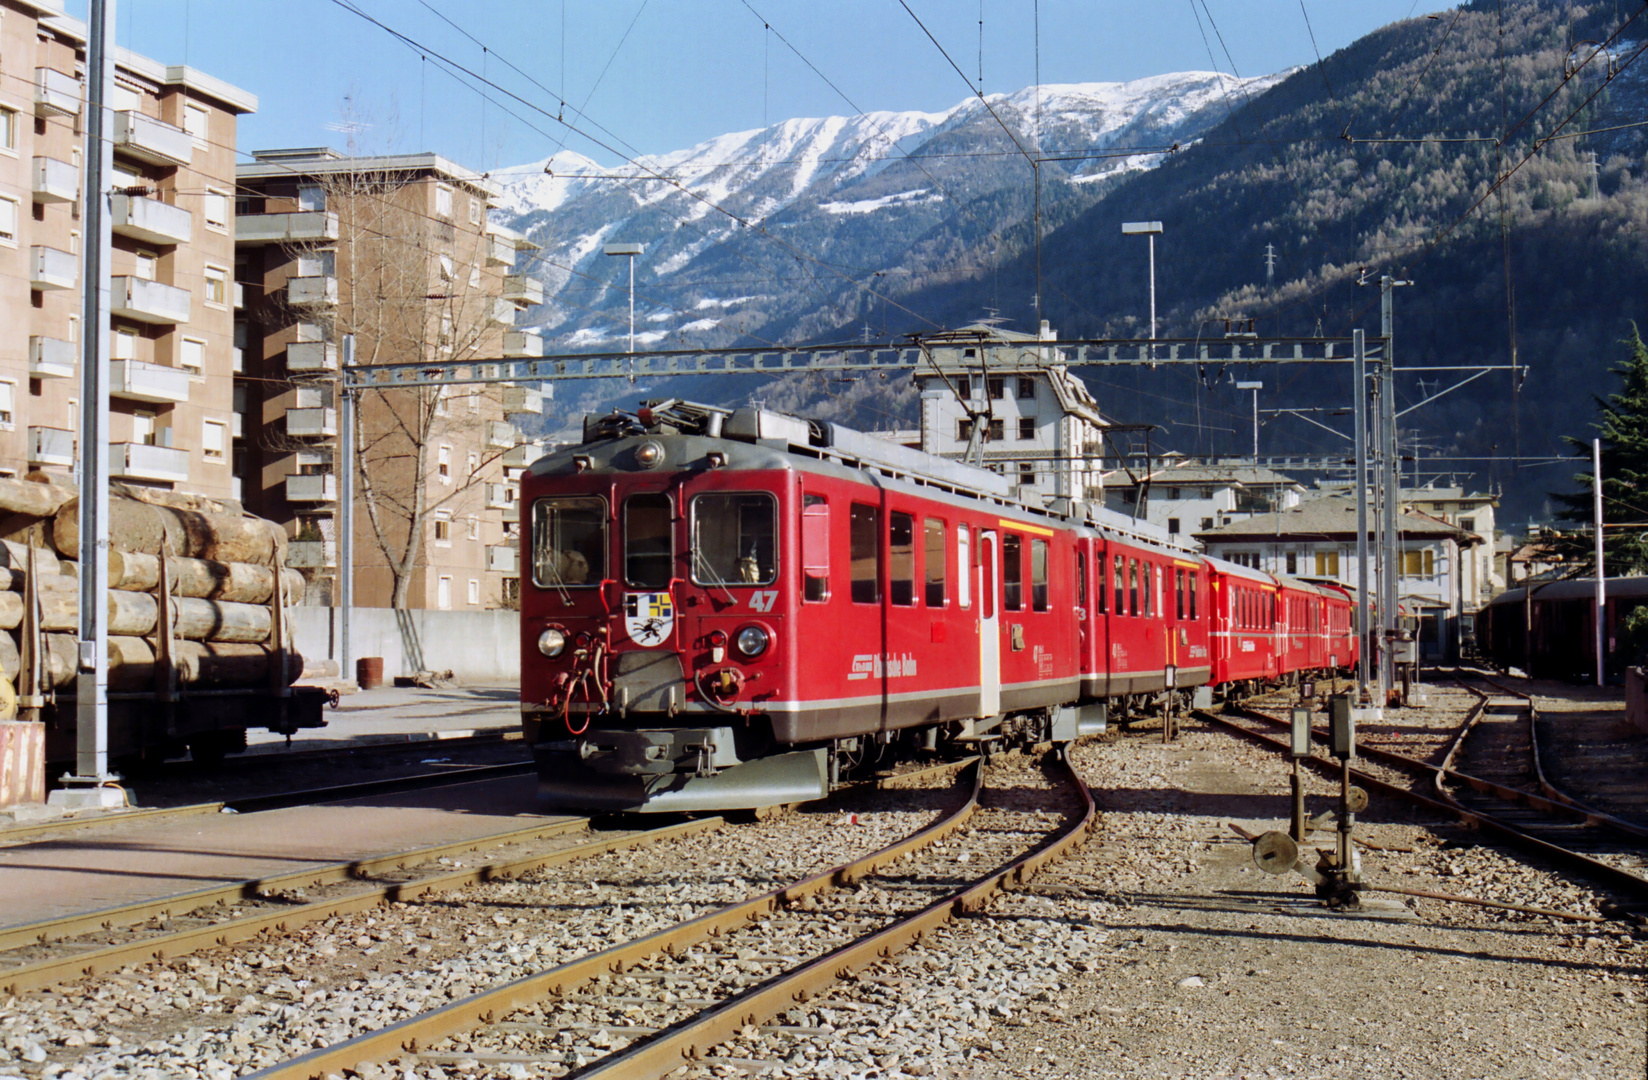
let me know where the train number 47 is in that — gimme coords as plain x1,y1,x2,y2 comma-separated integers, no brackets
749,590,779,612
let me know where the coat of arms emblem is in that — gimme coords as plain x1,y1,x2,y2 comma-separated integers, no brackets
624,592,674,647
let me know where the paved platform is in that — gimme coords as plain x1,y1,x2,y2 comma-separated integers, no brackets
245,683,521,754
0,772,561,930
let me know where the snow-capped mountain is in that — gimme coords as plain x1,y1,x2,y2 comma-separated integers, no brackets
491,70,1285,353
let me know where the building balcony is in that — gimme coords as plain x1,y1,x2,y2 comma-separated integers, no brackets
113,110,192,167
114,442,191,483
288,275,338,306
111,194,193,246
30,246,76,291
485,234,517,269
33,67,81,118
111,276,191,324
110,359,192,404
29,336,76,379
486,545,517,574
28,427,75,467
485,482,516,510
503,329,542,358
287,540,338,570
31,156,78,203
285,473,337,503
501,443,540,469
486,297,515,328
287,407,338,438
285,341,338,373
235,211,340,245
502,386,542,416
485,419,517,450
502,274,544,306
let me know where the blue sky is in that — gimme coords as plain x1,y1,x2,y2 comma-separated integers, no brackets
88,1,1455,170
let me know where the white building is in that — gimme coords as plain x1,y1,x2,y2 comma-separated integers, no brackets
1103,461,1308,538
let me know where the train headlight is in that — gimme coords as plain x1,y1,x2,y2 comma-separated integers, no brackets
634,440,665,468
735,625,770,658
537,628,567,657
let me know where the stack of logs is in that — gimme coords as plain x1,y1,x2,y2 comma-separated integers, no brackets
0,476,304,695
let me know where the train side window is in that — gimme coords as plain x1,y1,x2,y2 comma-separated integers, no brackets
1175,569,1185,620
1188,571,1197,619
1141,562,1152,618
1113,555,1125,616
924,517,947,606
532,496,605,587
691,493,777,585
623,492,673,588
1031,539,1048,612
890,512,916,606
1128,558,1139,616
1076,549,1087,608
802,494,830,602
850,503,880,603
1003,534,1023,611
1094,550,1106,614
957,525,971,608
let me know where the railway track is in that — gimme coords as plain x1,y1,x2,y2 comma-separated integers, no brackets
1200,683,1648,911
241,750,1094,1079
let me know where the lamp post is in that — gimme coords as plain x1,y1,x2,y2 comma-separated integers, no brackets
1121,221,1163,344
1236,380,1263,462
603,242,643,354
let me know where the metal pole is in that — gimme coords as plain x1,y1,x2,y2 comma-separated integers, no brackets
67,0,117,794
1147,234,1157,343
1380,276,1400,705
1354,330,1370,702
1251,387,1260,462
1594,437,1605,687
627,254,635,355
339,335,355,684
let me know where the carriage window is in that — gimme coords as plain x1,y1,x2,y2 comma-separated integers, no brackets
925,517,947,606
1128,559,1139,616
624,493,673,588
890,512,915,606
1114,555,1126,616
1176,569,1185,620
1031,539,1049,612
1189,571,1198,619
1077,549,1087,607
957,525,971,608
690,493,776,585
802,494,829,602
1003,534,1023,611
1144,564,1154,618
532,496,606,588
850,503,880,603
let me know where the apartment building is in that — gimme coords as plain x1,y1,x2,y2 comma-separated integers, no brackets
1102,462,1308,535
0,0,252,496
234,148,543,610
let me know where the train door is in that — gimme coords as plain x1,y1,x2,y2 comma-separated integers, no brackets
978,529,1001,717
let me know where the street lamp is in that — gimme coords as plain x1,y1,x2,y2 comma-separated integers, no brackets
1121,221,1163,342
603,242,643,354
1236,380,1263,462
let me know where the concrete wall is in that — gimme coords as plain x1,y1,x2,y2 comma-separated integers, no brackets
291,608,519,683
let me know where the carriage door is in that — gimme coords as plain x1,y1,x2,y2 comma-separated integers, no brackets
978,530,1001,717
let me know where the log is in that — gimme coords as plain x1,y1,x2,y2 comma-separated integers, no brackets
0,576,97,631
111,482,242,516
174,598,272,644
107,552,304,605
53,499,286,565
0,540,61,579
0,633,77,689
106,638,301,691
0,477,76,518
107,591,159,636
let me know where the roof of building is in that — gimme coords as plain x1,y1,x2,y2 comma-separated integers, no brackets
239,150,499,195
1111,463,1305,489
41,16,259,113
1193,494,1475,543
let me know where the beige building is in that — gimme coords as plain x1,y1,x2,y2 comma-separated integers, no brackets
234,149,543,610
0,0,252,495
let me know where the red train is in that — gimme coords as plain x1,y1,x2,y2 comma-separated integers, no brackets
519,401,1356,811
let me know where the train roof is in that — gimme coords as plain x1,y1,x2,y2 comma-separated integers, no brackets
1484,576,1648,606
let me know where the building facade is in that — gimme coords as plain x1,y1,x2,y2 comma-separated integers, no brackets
1102,461,1307,537
0,0,252,496
234,149,542,609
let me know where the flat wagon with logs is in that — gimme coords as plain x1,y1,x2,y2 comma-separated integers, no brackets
0,476,328,767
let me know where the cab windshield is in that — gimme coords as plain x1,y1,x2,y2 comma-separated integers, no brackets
532,496,606,587
691,492,776,585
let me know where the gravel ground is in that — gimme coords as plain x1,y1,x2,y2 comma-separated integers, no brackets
674,716,1646,1079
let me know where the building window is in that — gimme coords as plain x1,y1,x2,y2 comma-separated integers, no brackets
987,418,1003,442
438,254,455,281
132,408,156,445
297,185,326,212
70,230,81,255
1286,551,1298,575
1017,376,1035,400
467,515,480,541
437,444,451,483
1460,517,1476,533
956,376,971,399
203,265,229,306
68,314,79,343
0,381,13,428
469,195,483,225
1315,550,1340,578
184,103,210,144
1400,549,1436,577
1018,417,1035,440
467,578,480,605
0,196,20,245
133,251,157,281
0,107,17,153
433,512,452,543
204,188,229,231
1201,517,1214,530
467,450,479,477
437,575,452,609
112,82,141,112
179,337,205,371
469,266,481,289
1167,518,1180,534
112,328,137,360
987,376,1004,399
1166,487,1180,500
1018,461,1036,484
202,419,226,460
435,183,454,218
